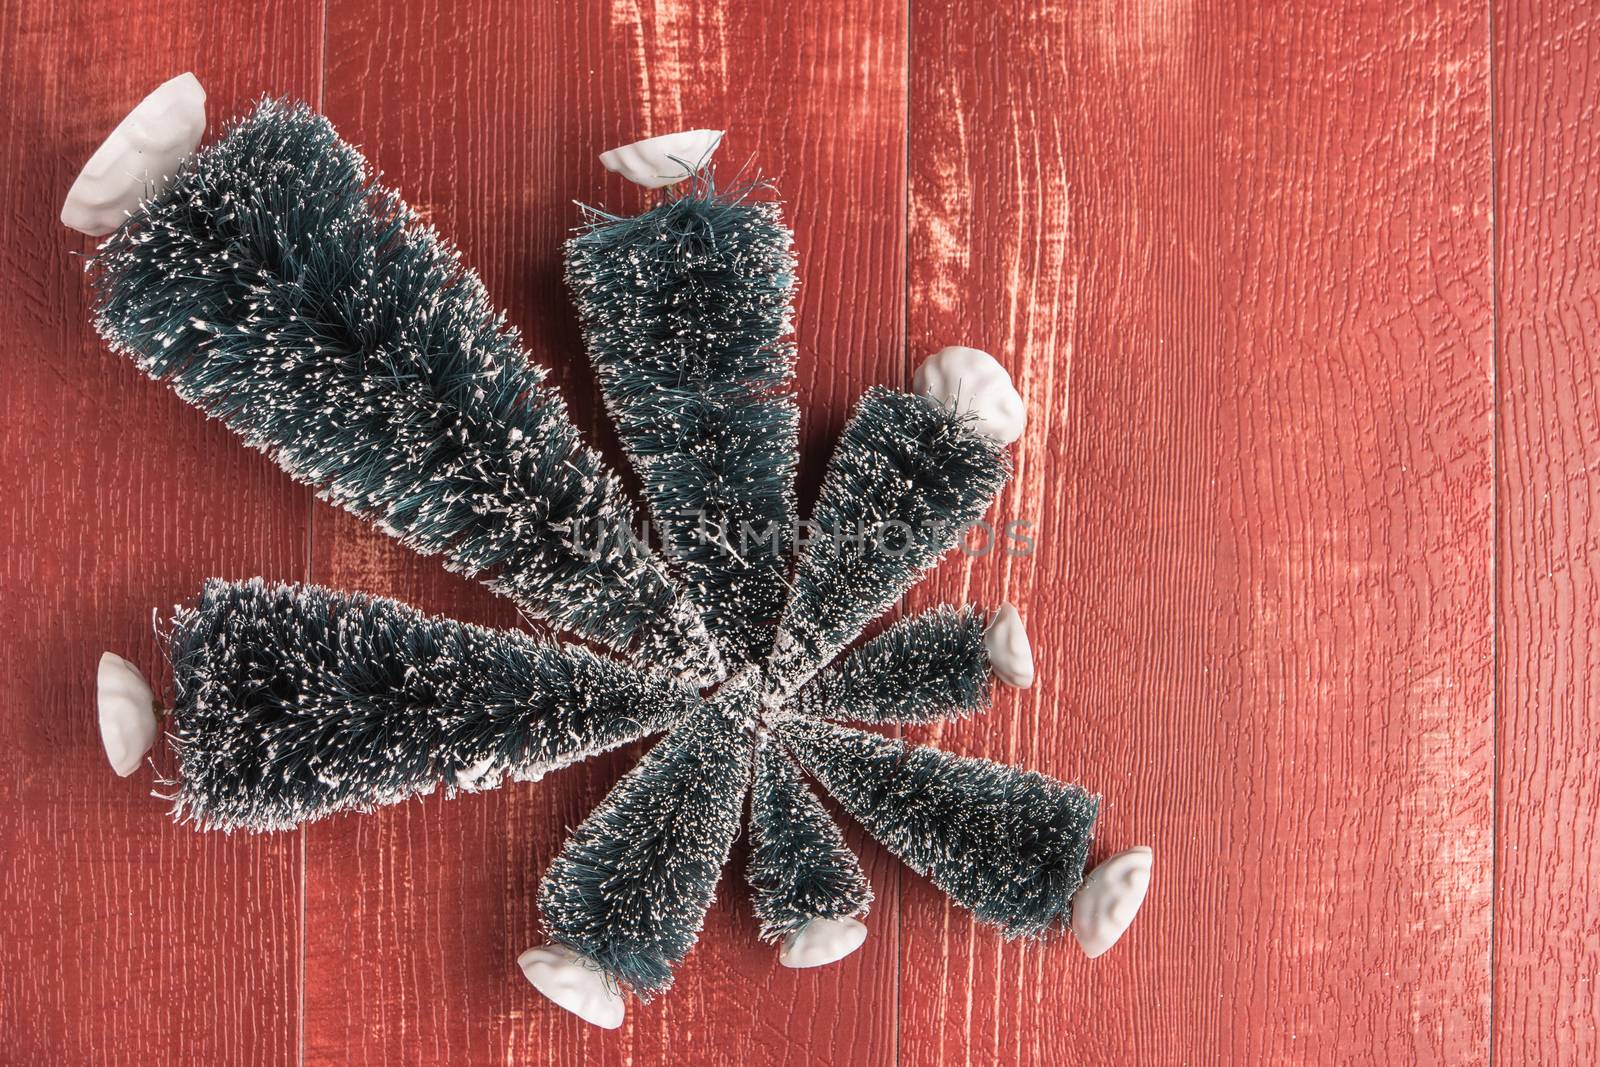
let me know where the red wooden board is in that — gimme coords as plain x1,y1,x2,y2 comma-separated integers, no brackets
0,3,320,1063
0,0,1588,1063
1493,0,1600,1062
302,3,907,1065
905,1,1495,1063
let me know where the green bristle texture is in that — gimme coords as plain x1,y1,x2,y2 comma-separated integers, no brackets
768,389,1010,691
747,738,872,941
87,98,719,684
538,694,755,997
166,579,697,832
778,718,1097,938
565,181,799,665
798,605,992,725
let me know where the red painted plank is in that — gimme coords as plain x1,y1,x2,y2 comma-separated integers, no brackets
302,3,905,1064
0,2,321,1064
905,1,1494,1063
1493,2,1600,1062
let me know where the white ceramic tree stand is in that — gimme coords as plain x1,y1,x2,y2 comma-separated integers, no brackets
97,652,158,778
453,755,502,791
61,72,207,237
599,129,723,189
517,944,626,1030
985,602,1035,689
777,916,869,969
913,346,1027,446
1071,846,1154,958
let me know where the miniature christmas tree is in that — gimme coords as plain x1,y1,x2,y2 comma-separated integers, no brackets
163,579,700,832
779,717,1098,936
747,737,873,950
795,605,994,725
85,95,720,685
565,173,799,665
68,81,1154,1033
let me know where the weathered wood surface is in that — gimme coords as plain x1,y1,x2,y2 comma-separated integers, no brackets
1493,1,1600,1063
0,3,320,1063
0,0,1584,1062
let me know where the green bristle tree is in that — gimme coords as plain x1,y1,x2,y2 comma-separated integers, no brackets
764,389,1011,693
166,579,699,832
536,692,756,997
747,738,873,941
565,181,800,665
797,605,993,725
779,717,1099,938
87,99,720,684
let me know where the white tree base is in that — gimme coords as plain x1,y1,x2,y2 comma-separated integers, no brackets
1071,846,1154,959
518,944,625,1029
778,916,868,969
97,652,157,778
600,129,723,189
913,346,1027,445
61,72,207,237
452,755,502,791
985,602,1035,689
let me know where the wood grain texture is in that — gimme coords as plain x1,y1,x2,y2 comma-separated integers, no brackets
905,1,1494,1063
0,1,321,1064
3,0,1590,1063
1493,2,1600,1062
302,3,906,1065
